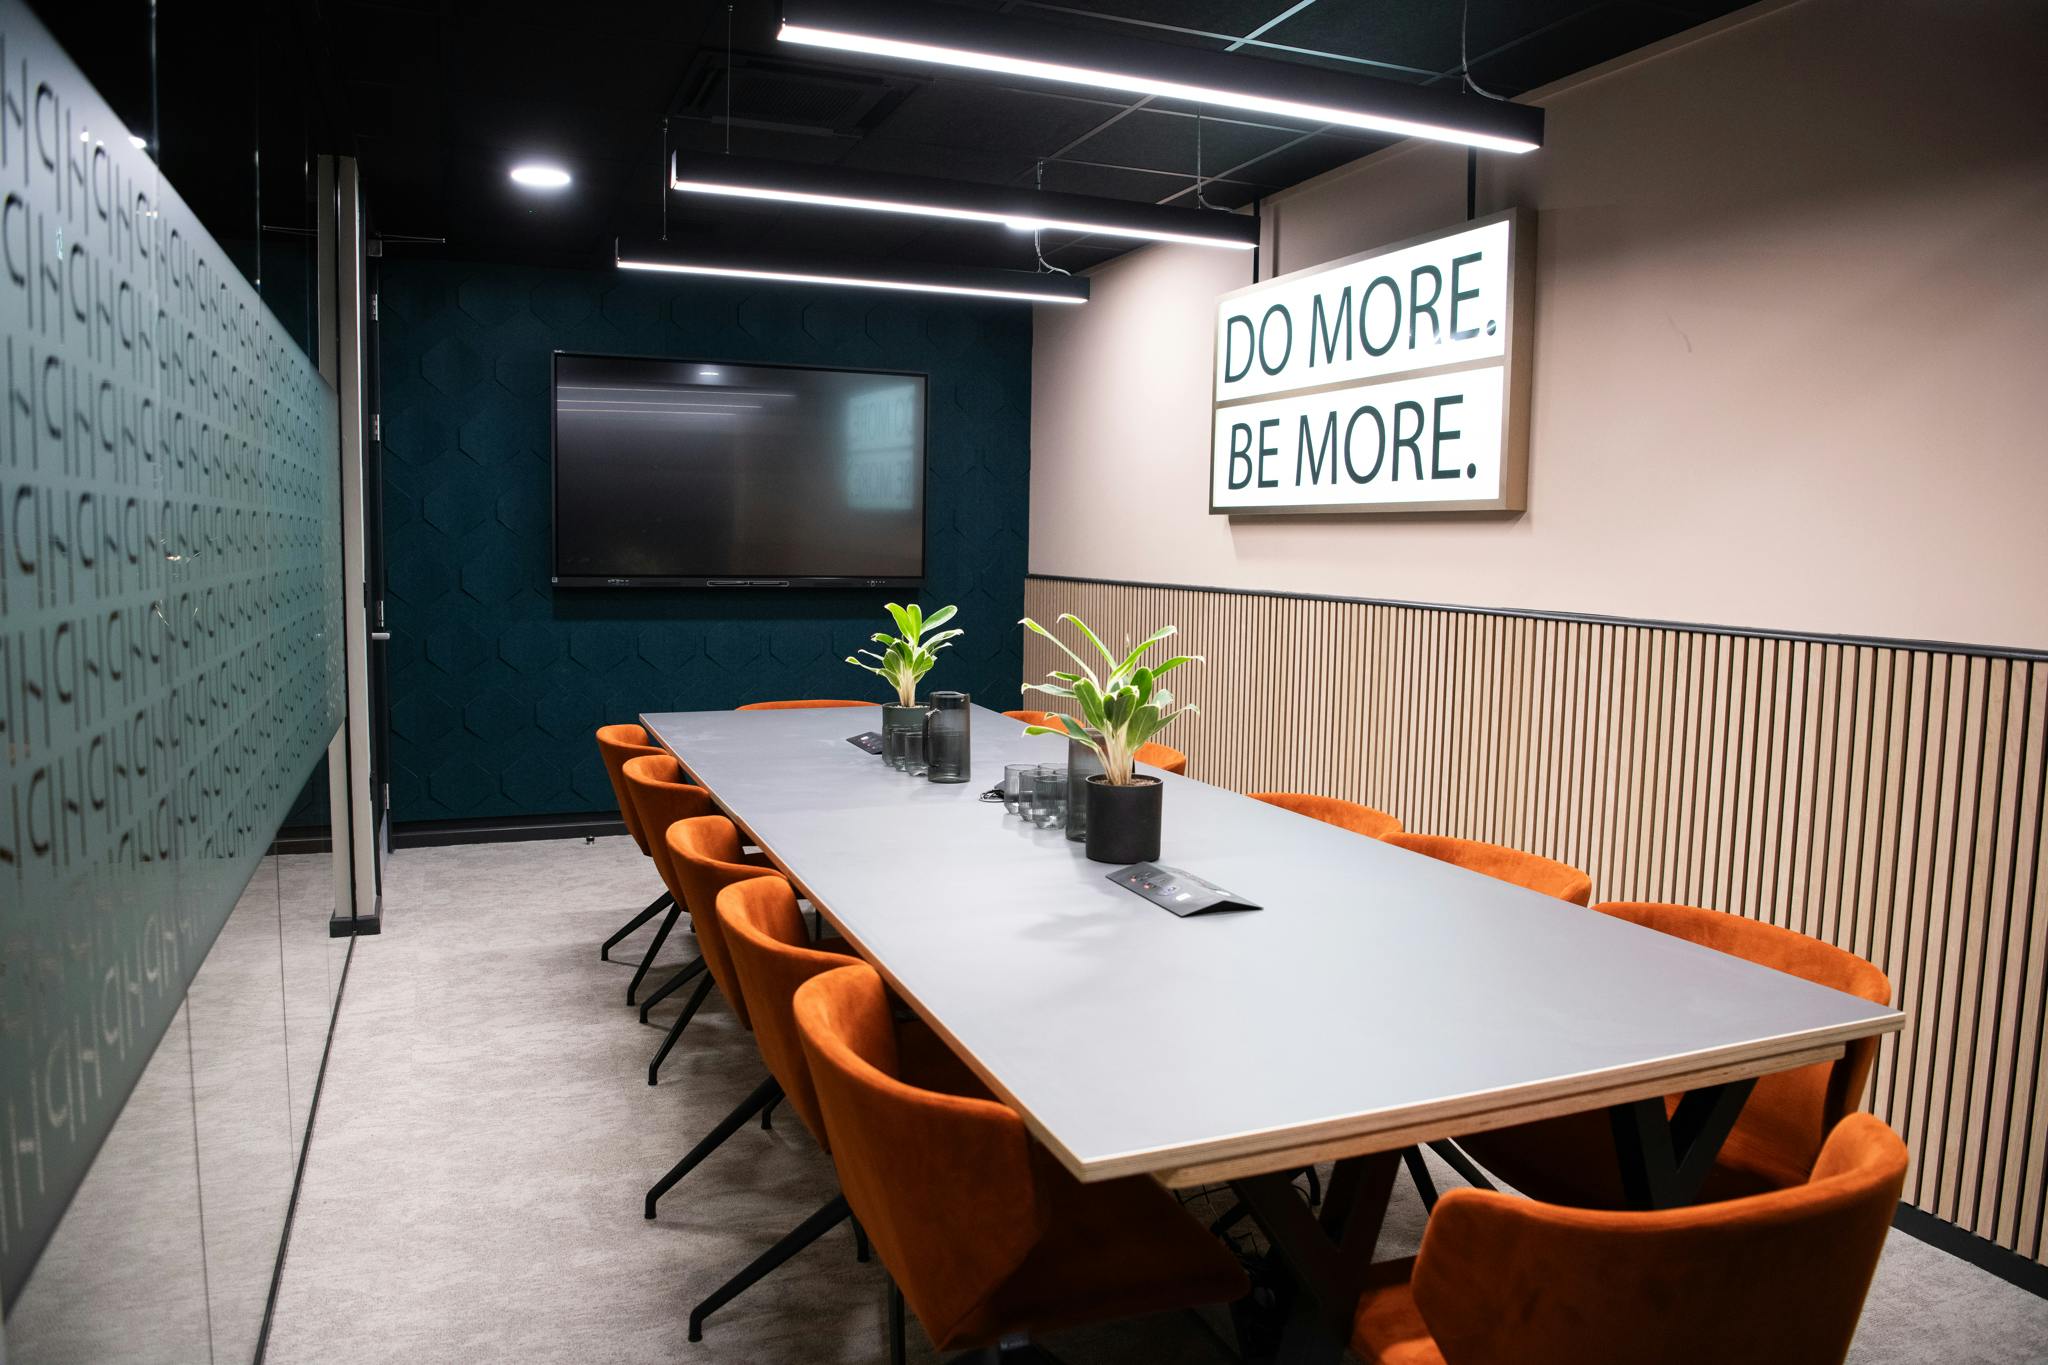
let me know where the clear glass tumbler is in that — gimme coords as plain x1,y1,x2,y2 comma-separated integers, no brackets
1003,763,1037,817
901,728,928,777
1032,765,1068,829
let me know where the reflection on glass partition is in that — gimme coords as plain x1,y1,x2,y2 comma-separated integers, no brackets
0,0,344,1338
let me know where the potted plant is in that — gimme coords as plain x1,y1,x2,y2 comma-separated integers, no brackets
1018,614,1199,863
845,603,962,768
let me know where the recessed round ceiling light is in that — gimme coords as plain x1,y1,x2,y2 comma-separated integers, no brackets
129,134,148,150
510,165,571,189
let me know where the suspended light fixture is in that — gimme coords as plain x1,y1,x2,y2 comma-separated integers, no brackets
615,241,1089,305
668,153,1256,251
779,0,1543,155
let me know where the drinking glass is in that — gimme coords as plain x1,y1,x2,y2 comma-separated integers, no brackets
1032,765,1068,829
1003,763,1036,817
901,728,928,777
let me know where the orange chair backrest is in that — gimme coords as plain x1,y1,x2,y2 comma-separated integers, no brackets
1135,741,1187,776
1385,832,1592,906
795,964,1046,1347
736,699,874,710
596,724,660,854
1409,1114,1907,1365
1597,901,1891,1175
1249,792,1402,840
619,753,718,894
667,815,782,1029
1004,709,1061,727
717,878,849,1147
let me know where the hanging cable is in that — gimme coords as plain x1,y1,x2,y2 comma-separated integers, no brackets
1460,0,1507,101
1195,107,1216,211
724,3,735,153
1030,161,1071,276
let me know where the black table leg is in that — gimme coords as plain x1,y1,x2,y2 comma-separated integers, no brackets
1231,1150,1400,1365
1608,1077,1757,1209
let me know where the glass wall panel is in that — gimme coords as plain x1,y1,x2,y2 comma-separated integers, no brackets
0,3,348,1363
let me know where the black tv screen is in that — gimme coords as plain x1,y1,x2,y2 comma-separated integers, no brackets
550,353,927,587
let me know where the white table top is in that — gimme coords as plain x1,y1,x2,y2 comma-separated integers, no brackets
642,704,1902,1185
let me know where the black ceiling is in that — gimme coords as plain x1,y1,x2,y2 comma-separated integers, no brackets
39,0,1753,275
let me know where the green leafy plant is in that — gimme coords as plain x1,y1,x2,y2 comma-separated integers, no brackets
1018,613,1200,786
845,603,963,706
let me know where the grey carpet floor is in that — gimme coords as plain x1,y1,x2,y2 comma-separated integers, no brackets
266,836,2048,1363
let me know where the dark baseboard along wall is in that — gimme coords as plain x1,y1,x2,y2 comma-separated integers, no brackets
1024,574,2048,1276
377,259,1033,824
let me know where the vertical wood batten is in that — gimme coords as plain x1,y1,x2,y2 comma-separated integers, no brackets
1022,575,2048,1266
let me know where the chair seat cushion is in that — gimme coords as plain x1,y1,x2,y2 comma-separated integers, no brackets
1350,1259,1446,1365
943,1153,1249,1348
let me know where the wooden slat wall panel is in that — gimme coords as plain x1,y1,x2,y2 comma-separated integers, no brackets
1023,577,2048,1265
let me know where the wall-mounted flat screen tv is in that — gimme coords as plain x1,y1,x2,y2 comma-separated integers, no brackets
551,353,927,587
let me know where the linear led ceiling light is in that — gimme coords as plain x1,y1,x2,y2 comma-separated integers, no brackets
670,153,1256,251
779,0,1543,155
615,241,1089,305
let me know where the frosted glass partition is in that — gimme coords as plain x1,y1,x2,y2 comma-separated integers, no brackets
0,0,344,1319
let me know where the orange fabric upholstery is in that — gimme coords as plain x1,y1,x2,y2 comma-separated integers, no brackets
736,699,875,710
1352,1115,1907,1365
1135,741,1187,775
619,754,719,897
794,965,1247,1353
596,724,660,855
1003,709,1062,727
1384,832,1592,906
1249,791,1403,840
716,878,854,1146
1459,902,1893,1207
666,815,783,1029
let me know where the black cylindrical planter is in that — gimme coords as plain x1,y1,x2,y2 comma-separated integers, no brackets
1084,776,1162,865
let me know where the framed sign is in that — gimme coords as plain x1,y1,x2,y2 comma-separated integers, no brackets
1210,209,1534,515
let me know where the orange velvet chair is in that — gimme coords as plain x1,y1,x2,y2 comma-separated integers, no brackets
638,813,784,1086
1005,709,1190,776
680,877,877,1339
1384,831,1593,906
1350,1114,1907,1365
794,963,1248,1360
594,724,674,965
1456,902,1894,1210
737,699,875,710
1249,791,1403,840
615,752,719,1008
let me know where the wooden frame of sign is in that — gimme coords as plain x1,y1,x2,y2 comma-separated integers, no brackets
1209,208,1535,517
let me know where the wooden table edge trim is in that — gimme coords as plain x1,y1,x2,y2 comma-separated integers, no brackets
645,716,1906,1191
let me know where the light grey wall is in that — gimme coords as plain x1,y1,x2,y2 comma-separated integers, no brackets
1027,0,2048,650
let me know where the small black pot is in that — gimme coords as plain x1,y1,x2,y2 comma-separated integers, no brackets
1084,775,1163,865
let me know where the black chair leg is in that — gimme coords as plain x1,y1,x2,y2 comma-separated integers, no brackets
1403,1146,1439,1211
648,974,716,1085
761,1094,783,1130
889,1278,907,1365
638,955,705,1023
1427,1139,1500,1193
852,1217,870,1263
645,1075,781,1218
688,1193,852,1341
1302,1164,1322,1207
625,905,682,1005
601,889,673,961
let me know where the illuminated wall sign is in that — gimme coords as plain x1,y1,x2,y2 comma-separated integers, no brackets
1210,210,1533,514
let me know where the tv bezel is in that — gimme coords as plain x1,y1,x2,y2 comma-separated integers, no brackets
549,350,931,589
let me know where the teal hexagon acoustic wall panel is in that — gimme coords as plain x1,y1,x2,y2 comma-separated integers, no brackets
379,259,1032,824
0,1,343,1306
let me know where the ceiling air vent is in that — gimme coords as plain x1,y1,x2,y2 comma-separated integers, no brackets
676,54,916,137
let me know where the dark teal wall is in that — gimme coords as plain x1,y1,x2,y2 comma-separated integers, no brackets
378,259,1032,823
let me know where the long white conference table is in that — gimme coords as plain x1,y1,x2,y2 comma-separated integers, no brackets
642,703,1903,1362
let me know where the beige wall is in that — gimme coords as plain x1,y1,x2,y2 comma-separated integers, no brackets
1028,0,2048,650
